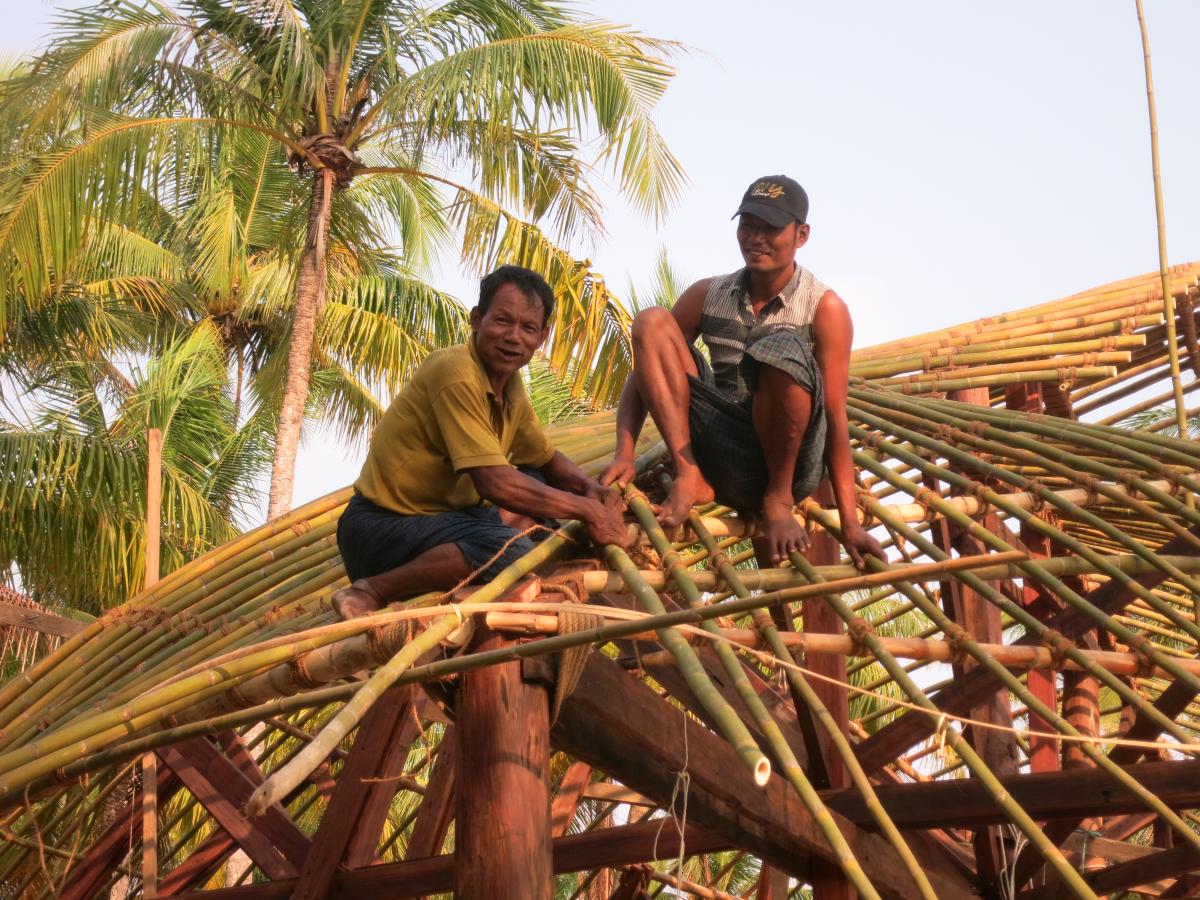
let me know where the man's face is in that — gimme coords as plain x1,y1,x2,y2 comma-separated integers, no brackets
470,282,549,382
736,214,809,273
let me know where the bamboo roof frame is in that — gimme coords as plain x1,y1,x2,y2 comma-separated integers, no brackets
5,266,1200,897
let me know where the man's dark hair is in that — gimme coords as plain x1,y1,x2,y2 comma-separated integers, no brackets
477,265,556,326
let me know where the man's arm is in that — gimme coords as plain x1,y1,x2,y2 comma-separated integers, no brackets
469,465,628,547
602,280,710,485
812,291,885,570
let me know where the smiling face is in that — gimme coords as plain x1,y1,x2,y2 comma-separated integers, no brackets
470,282,549,386
736,213,810,275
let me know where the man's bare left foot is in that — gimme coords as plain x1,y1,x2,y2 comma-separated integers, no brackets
659,468,715,528
759,500,809,565
331,579,383,619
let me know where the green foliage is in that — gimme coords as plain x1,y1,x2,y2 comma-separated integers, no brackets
0,322,270,611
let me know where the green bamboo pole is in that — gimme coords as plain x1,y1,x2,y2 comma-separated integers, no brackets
604,540,771,785
778,548,1098,899
623,488,882,899
802,506,1200,857
682,508,936,900
245,523,579,815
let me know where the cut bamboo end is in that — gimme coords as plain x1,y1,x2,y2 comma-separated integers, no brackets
753,756,771,787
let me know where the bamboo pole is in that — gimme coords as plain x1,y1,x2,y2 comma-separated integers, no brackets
623,489,880,899
1134,0,1189,440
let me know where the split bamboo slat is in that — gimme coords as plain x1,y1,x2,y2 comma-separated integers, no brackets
5,265,1200,898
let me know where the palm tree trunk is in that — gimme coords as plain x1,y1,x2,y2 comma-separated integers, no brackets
267,169,335,520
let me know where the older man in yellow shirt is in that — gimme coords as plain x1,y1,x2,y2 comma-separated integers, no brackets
333,266,629,619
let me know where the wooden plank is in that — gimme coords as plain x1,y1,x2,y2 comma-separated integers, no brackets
855,529,1200,774
551,761,593,837
402,728,457,860
550,653,973,899
1011,677,1200,889
455,624,552,899
292,684,418,897
0,601,85,638
160,766,336,897
820,757,1200,828
173,820,727,899
158,738,310,880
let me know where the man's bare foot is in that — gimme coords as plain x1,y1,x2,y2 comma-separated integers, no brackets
659,468,715,528
759,499,809,565
331,579,383,620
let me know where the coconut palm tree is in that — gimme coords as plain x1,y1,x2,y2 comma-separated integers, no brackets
0,321,272,612
0,0,683,519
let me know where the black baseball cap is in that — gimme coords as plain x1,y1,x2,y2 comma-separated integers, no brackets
732,175,809,226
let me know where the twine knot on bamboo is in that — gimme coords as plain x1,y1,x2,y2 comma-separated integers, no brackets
853,490,876,529
288,652,324,690
1113,470,1142,497
913,486,940,520
1040,628,1075,670
942,622,971,665
1073,472,1102,507
1123,632,1159,677
846,616,876,658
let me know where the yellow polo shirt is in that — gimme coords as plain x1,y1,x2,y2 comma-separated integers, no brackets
354,342,556,515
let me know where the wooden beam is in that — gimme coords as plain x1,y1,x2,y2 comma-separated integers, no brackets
292,684,418,898
550,653,974,899
854,528,1200,774
402,728,457,860
59,770,181,900
0,601,85,638
158,738,310,880
455,623,552,899
551,761,593,837
172,821,727,899
160,766,336,897
1011,677,1200,889
821,757,1200,828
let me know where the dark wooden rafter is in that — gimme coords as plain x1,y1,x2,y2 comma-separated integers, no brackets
401,725,457,860
854,527,1200,774
551,653,975,898
58,770,182,900
157,737,310,880
170,820,727,900
291,683,419,898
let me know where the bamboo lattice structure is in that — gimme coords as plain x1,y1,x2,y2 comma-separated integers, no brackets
4,266,1200,897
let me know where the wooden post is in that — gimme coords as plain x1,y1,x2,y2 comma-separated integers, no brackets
454,623,552,899
143,426,162,898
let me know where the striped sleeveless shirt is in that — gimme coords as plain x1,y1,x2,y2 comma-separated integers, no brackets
698,264,829,401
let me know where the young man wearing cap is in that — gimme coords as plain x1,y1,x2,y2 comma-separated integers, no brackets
333,265,629,619
601,176,884,568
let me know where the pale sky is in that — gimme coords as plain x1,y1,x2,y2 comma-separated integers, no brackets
7,2,1200,518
